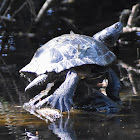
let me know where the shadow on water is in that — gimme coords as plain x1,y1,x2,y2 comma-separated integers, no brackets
0,0,140,140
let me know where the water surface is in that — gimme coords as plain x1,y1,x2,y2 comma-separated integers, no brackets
0,92,140,140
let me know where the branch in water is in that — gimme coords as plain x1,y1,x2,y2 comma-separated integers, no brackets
117,60,139,95
127,4,140,27
35,0,54,23
0,16,16,22
120,4,140,33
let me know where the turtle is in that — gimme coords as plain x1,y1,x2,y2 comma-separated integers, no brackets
20,22,123,113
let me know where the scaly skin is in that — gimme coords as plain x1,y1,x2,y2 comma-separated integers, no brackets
35,70,79,113
21,22,123,113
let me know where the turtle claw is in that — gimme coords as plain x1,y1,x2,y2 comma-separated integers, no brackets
34,70,78,112
45,70,78,112
47,94,73,112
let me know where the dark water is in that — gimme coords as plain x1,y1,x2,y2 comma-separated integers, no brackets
0,94,140,140
0,0,140,140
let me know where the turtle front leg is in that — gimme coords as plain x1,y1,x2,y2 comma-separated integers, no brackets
35,70,79,112
106,68,122,105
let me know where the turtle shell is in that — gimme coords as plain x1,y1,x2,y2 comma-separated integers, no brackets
20,33,116,75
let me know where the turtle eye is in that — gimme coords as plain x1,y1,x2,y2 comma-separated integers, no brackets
115,24,119,29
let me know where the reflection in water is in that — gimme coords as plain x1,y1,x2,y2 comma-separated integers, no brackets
48,117,77,140
0,95,140,139
25,130,39,140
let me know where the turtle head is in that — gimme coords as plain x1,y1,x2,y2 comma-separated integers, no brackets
93,22,123,47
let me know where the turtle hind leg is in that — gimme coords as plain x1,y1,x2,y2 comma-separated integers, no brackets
106,68,122,105
35,70,79,112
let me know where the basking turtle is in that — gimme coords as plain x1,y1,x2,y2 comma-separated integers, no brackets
20,22,123,113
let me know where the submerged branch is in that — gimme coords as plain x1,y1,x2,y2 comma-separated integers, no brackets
127,4,140,27
27,0,36,18
0,15,16,22
121,4,140,33
0,0,9,13
123,26,140,33
12,1,28,18
118,60,139,95
35,0,54,23
0,72,16,104
118,60,140,74
0,0,15,23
